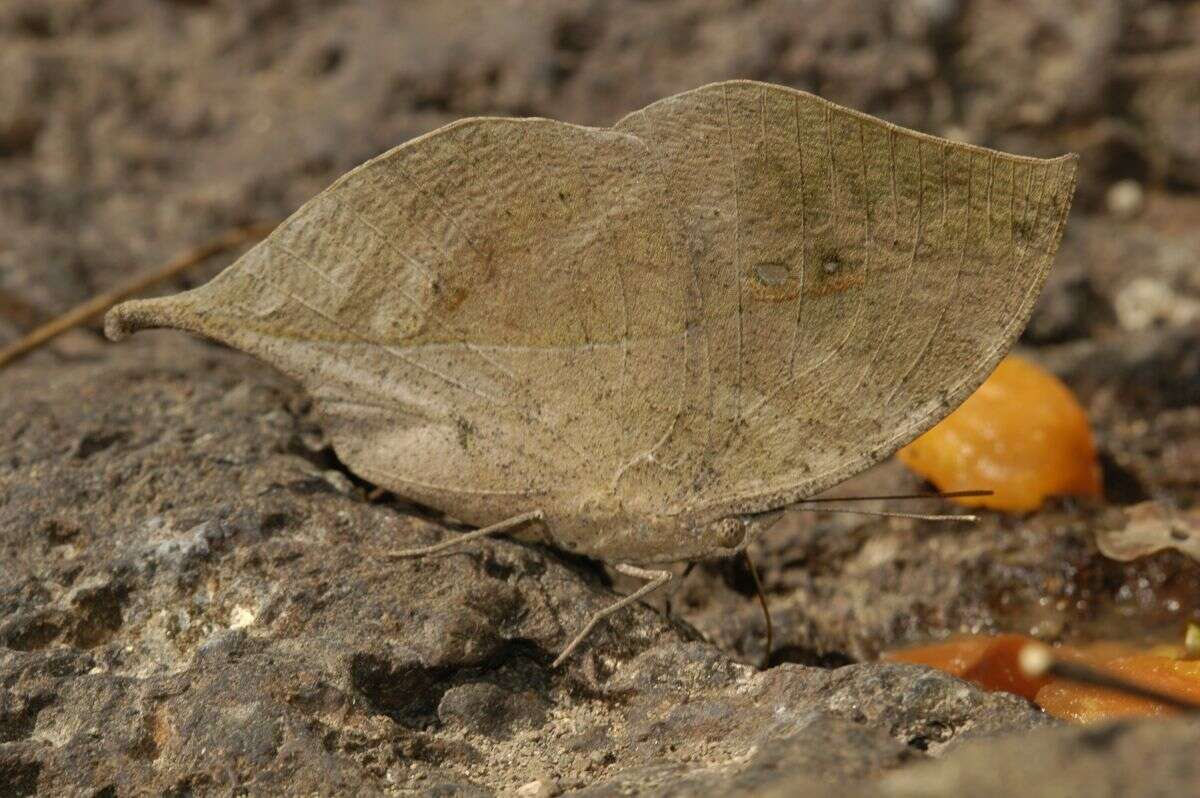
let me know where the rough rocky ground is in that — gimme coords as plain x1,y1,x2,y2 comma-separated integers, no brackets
3,1,1200,795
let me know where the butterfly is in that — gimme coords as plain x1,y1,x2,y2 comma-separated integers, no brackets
106,81,1077,666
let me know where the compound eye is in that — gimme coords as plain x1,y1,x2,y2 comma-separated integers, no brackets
713,517,746,549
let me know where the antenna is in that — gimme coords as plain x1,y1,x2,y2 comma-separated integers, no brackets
799,489,993,503
790,488,991,522
795,507,979,522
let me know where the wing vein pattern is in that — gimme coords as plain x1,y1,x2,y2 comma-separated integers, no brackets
615,81,1076,521
112,81,1075,540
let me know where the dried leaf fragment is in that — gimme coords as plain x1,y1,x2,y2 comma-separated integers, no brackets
1095,501,1200,563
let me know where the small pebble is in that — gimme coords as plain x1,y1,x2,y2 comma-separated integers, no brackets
1106,179,1144,219
1114,277,1200,331
322,468,355,495
516,777,561,798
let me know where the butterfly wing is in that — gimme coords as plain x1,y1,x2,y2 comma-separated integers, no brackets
615,80,1077,523
107,84,1076,559
106,118,697,530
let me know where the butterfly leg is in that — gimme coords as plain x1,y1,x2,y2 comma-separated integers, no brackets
552,563,672,668
387,510,545,559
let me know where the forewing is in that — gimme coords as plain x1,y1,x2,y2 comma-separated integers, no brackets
616,81,1077,520
106,118,693,527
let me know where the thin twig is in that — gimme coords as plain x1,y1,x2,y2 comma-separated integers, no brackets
0,222,275,369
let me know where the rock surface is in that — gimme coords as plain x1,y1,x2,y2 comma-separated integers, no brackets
3,1,1200,795
0,336,1052,794
870,718,1200,798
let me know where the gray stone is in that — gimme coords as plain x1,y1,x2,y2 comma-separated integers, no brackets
0,336,1051,794
876,719,1200,798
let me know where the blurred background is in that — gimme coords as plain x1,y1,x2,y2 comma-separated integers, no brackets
2,0,1199,332
3,4,1200,790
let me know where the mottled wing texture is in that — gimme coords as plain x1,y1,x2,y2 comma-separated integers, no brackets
615,81,1077,521
106,81,1077,540
107,118,695,528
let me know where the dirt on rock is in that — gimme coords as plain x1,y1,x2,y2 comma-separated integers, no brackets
3,1,1200,795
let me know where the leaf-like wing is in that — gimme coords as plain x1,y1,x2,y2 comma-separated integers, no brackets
615,81,1077,521
107,82,1076,558
107,118,696,529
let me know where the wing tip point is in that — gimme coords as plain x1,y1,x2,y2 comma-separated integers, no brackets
103,302,138,342
103,298,176,342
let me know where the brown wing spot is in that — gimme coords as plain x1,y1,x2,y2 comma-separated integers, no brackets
806,273,864,297
748,260,801,303
440,285,470,312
